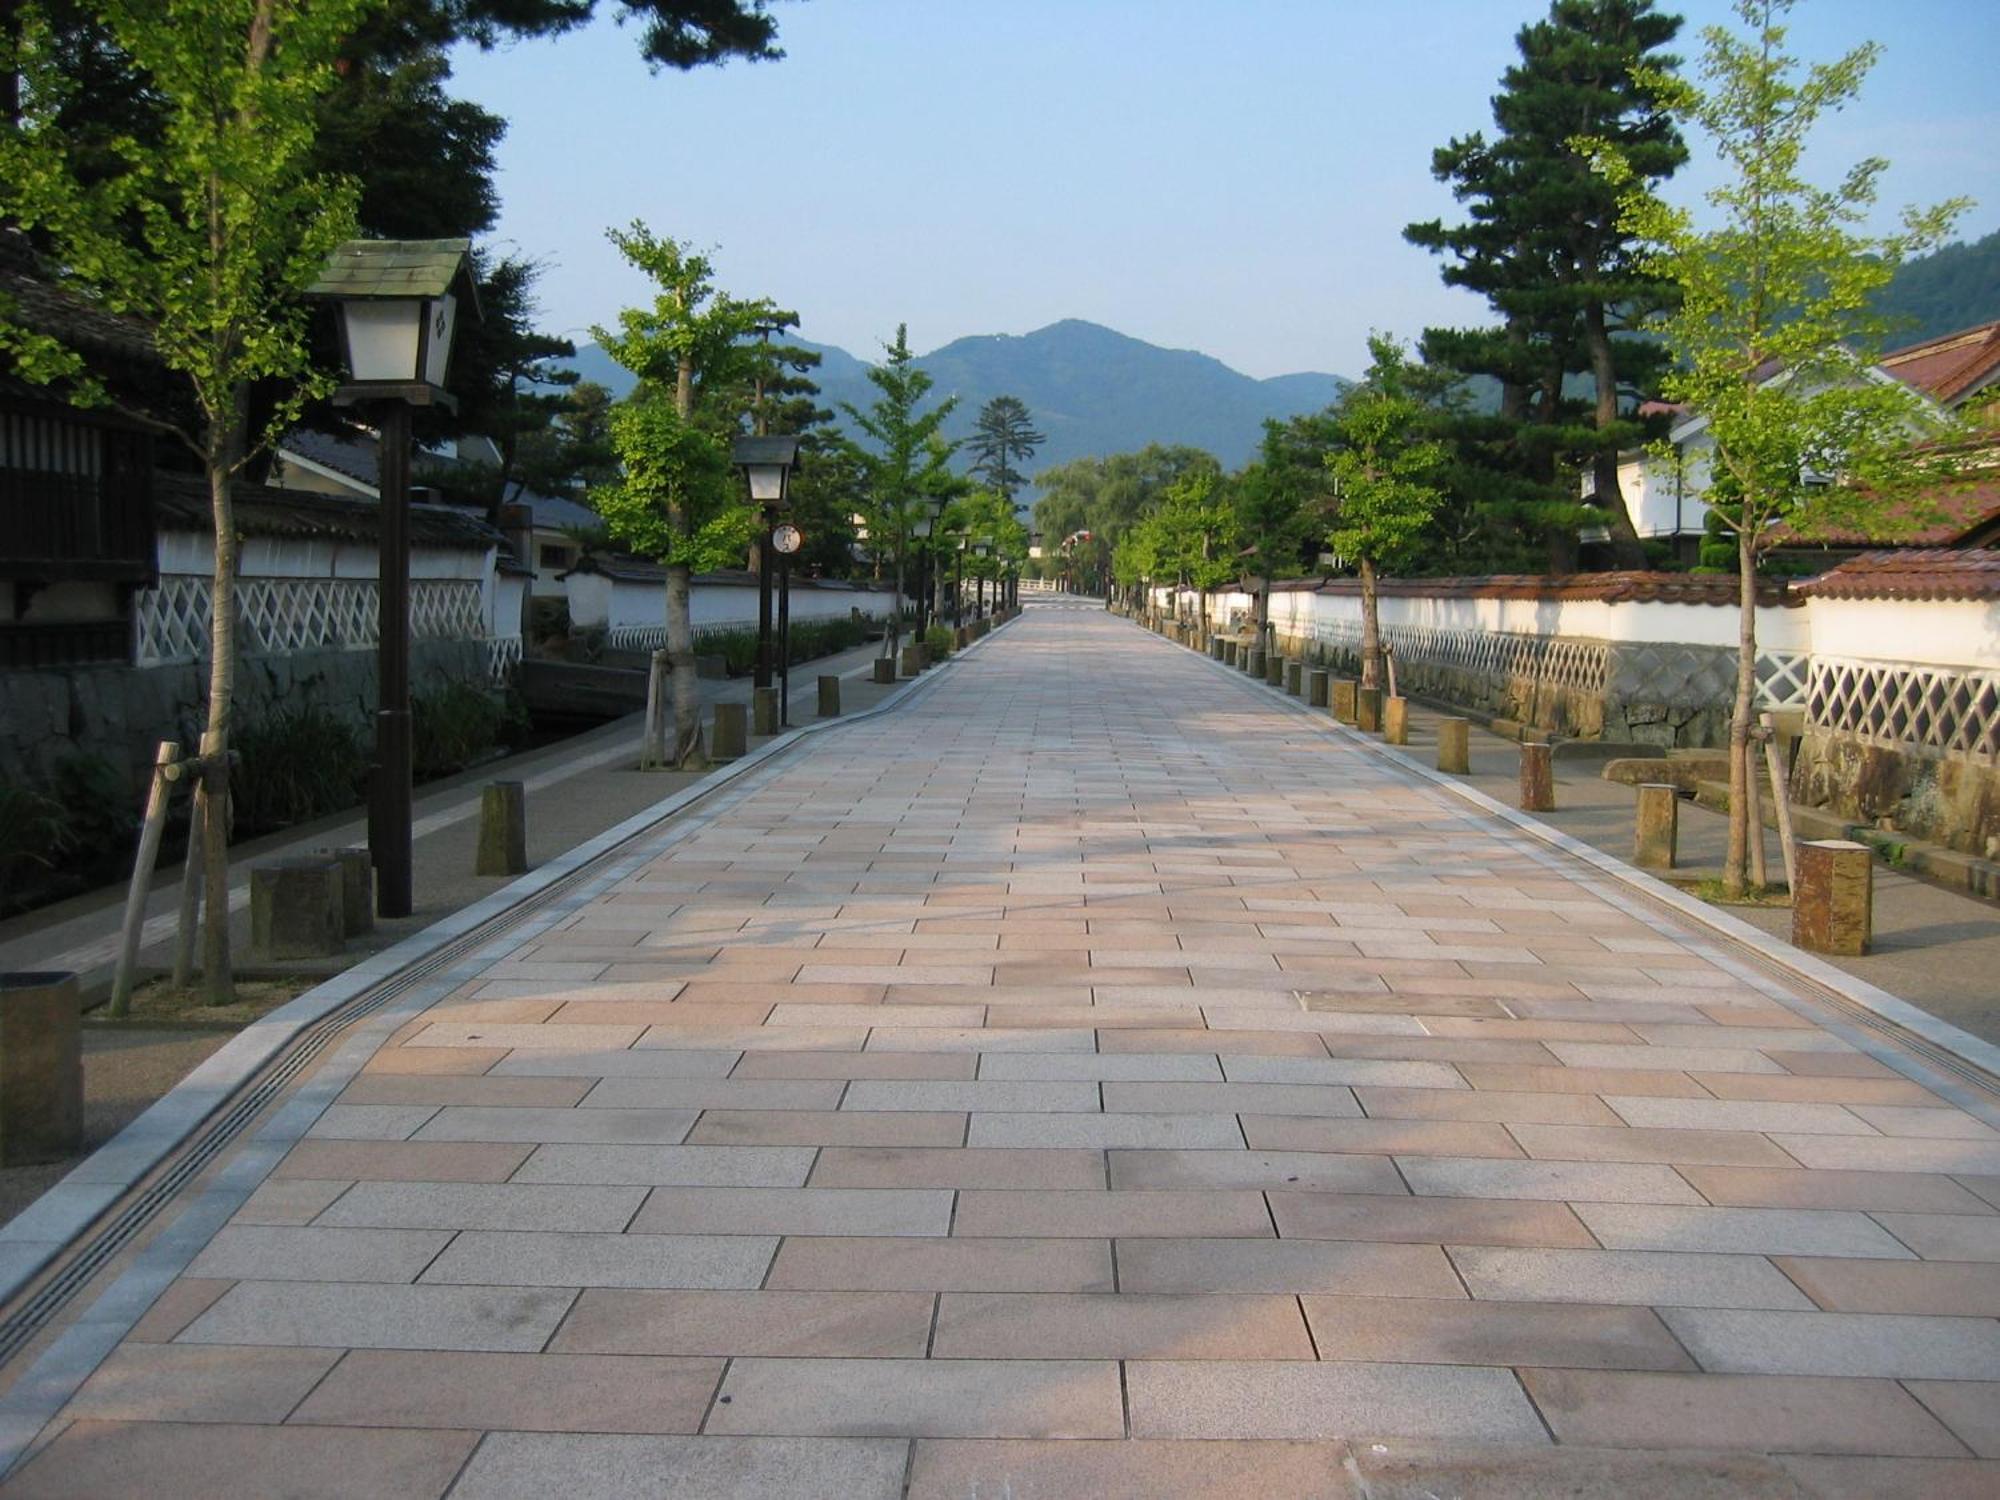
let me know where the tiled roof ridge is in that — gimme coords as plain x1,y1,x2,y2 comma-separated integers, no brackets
1266,571,1798,607
1796,547,2000,602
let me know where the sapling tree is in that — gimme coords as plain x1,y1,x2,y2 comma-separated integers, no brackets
1587,0,1969,893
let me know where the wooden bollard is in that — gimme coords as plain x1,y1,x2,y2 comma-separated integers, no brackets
1356,687,1382,733
0,972,83,1165
1308,670,1331,707
318,847,375,935
1265,652,1284,687
1248,648,1267,679
1331,680,1358,726
712,702,748,761
753,686,780,736
1384,696,1409,745
1793,840,1872,955
1519,743,1555,812
477,782,528,877
251,856,344,957
900,643,923,678
818,674,841,718
1634,784,1678,870
1209,638,1224,661
1437,717,1470,774
871,656,896,685
1284,661,1303,696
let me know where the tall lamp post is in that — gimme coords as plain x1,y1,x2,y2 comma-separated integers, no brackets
973,537,993,618
733,434,800,695
310,239,480,919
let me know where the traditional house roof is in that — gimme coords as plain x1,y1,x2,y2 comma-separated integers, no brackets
0,230,156,367
1880,320,2000,408
1796,548,2000,602
1272,571,1798,607
153,473,502,551
1781,473,2000,549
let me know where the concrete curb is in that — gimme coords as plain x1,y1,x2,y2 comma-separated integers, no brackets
1168,623,2000,1103
0,611,1019,1309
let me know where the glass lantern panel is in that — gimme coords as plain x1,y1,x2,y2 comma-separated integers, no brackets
343,299,424,382
422,294,458,387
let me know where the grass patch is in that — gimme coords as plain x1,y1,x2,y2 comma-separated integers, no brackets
1673,876,1793,908
93,975,318,1030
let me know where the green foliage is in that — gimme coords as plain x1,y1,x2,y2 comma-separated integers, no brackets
842,325,961,576
0,781,71,910
1324,336,1454,573
691,613,879,675
965,395,1045,503
1873,229,2000,346
412,680,506,781
233,702,367,835
923,623,955,660
1032,444,1221,594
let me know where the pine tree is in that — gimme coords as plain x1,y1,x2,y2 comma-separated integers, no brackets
966,395,1045,505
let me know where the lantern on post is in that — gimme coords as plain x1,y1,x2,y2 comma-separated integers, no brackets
309,239,480,919
731,434,800,694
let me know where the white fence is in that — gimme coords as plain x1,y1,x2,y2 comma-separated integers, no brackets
563,567,899,653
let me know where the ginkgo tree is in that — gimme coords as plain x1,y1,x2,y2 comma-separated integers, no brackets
1587,0,1969,894
0,0,367,1003
591,223,795,768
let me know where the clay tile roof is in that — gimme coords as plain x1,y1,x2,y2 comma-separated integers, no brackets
1779,473,2000,548
1880,319,2000,407
153,474,500,550
1275,571,1796,607
1796,548,2000,602
0,230,157,365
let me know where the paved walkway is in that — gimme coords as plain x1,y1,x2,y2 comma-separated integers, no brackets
6,606,1998,1497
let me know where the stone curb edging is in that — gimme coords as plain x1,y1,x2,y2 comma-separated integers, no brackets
1161,620,2000,1105
0,611,1020,1311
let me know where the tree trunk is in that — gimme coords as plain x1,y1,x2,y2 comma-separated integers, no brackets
1724,527,1759,896
666,561,705,768
1254,576,1271,657
200,412,242,1005
1584,301,1648,570
885,541,904,658
1359,557,1382,689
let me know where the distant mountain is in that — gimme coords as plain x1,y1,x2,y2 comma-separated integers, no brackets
1874,229,2000,347
560,319,1349,478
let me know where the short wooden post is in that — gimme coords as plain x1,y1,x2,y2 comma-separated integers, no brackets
1436,717,1471,774
1284,661,1303,696
1384,696,1409,746
319,847,374,935
753,686,780,736
1519,743,1555,812
712,702,748,761
1356,687,1382,733
817,674,841,718
1308,670,1330,708
1248,647,1266,679
1331,680,1358,726
250,856,344,958
476,782,528,877
872,656,896,684
1634,784,1678,870
900,643,923,678
1265,652,1284,686
1793,840,1872,956
1209,638,1224,660
0,972,83,1165
110,740,179,1018
1222,640,1238,668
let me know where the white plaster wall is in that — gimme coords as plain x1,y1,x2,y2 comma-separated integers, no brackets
167,532,485,583
1806,595,2000,670
583,574,898,636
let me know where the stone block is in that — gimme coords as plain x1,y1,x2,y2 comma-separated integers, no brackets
1437,717,1470,774
1356,687,1382,733
817,675,841,718
1384,696,1409,745
1308,670,1331,707
1284,661,1302,696
316,847,374,936
1264,653,1284,686
1520,743,1555,812
1208,638,1223,660
711,703,748,762
900,644,923,678
1331,680,1358,726
753,687,779,736
1248,648,1267,679
1793,840,1871,956
0,971,82,1165
1221,641,1237,667
872,657,896,685
476,782,527,878
251,856,344,959
1635,784,1679,870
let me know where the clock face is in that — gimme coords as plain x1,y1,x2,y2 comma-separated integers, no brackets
772,523,803,555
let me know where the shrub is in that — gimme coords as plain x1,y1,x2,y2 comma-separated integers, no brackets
0,780,69,909
412,679,506,780
923,623,953,660
233,703,367,835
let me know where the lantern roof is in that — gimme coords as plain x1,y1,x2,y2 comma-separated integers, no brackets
309,238,481,319
730,433,802,469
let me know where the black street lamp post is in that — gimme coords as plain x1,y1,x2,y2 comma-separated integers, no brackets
309,239,480,919
733,435,800,695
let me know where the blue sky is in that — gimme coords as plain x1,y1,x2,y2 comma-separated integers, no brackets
451,0,2000,380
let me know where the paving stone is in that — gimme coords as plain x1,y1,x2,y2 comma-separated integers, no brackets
1544,1043,1786,1074
449,1433,910,1500
1118,1238,1463,1297
184,1225,452,1282
1101,1081,1363,1117
1682,1165,1995,1213
1780,1455,2000,1499
931,1291,1314,1359
64,1343,341,1423
638,1025,868,1051
867,1026,1098,1052
629,1187,953,1237
1458,1062,1710,1096
233,1177,352,1225
493,1048,742,1078
1874,1211,2000,1261
1271,1192,1594,1247
421,1231,774,1289
1125,1359,1546,1443
840,1080,1103,1112
337,1074,595,1108
968,1112,1244,1149
318,1182,647,1231
1520,1368,1966,1456
905,1439,1352,1500
977,1053,1224,1081
579,1078,846,1110
1690,1072,1947,1105
2,1420,477,1500
1301,1295,1694,1370
1398,1155,1704,1204
1770,1136,2000,1174
1574,1203,1919,1259
1348,1442,1798,1498
304,1103,441,1140
411,1021,644,1050
272,1139,531,1183
513,1144,816,1186
1661,1307,2000,1379
413,1105,700,1145
1604,1096,1878,1134
179,1281,575,1351
549,1289,936,1357
687,1110,967,1146
767,1235,1115,1292
952,1188,1272,1238
809,1146,1107,1189
1906,1381,2000,1458
1242,1117,1521,1158
126,1278,233,1342
1777,1255,2000,1314
1449,1246,1816,1309
1101,1028,1333,1057
1850,1105,2000,1139
706,1356,1123,1438
1219,1054,1468,1089
1107,1149,1405,1194
1507,1123,1798,1167
290,1350,723,1432
729,1051,978,1080
1352,1086,1618,1125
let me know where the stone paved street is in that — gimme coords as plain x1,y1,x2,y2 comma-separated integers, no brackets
8,605,2000,1497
